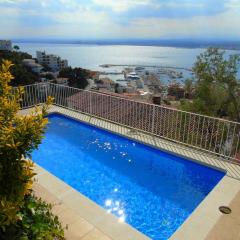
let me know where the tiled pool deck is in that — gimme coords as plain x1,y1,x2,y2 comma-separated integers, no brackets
20,106,240,240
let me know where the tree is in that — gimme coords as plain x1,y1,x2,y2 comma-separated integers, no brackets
59,66,89,89
0,60,64,239
114,83,120,93
45,73,54,80
0,50,40,86
181,48,240,122
184,79,194,99
13,45,20,51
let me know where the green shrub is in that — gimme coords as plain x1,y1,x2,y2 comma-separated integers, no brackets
0,60,64,239
0,195,64,240
163,99,171,105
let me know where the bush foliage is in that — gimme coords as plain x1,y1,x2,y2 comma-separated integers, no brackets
0,60,64,239
0,50,40,86
1,195,64,240
181,48,240,121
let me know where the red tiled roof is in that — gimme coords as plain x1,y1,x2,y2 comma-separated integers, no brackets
66,91,178,134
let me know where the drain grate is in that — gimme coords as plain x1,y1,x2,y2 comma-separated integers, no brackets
219,206,232,214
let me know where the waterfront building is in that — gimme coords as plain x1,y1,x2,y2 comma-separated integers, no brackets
22,59,43,73
85,78,97,90
0,40,12,51
36,51,68,72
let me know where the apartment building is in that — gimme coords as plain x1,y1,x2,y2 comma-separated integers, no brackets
36,51,68,72
0,40,12,51
22,59,43,73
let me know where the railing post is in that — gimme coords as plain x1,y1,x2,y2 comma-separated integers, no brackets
45,82,48,102
151,105,155,133
89,91,92,115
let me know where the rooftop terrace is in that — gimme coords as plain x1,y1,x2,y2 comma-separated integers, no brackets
19,83,240,239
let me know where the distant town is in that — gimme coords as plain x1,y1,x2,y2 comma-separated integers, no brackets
0,39,195,108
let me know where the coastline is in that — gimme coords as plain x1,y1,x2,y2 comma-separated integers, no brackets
13,39,240,51
13,42,240,86
99,64,192,71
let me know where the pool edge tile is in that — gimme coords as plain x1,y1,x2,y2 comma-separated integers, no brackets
34,164,150,240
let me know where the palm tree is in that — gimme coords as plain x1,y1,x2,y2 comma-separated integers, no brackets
13,45,20,51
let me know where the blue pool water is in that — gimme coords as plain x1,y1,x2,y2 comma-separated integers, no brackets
32,114,225,240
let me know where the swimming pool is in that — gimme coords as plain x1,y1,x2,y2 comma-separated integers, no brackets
32,113,225,240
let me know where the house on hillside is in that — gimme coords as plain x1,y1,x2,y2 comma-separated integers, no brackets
22,59,43,73
36,51,68,72
0,40,12,51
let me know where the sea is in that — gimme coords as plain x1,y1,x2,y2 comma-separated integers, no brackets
15,42,240,84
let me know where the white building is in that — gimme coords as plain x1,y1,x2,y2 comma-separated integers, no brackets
36,51,68,72
22,59,43,73
0,40,12,51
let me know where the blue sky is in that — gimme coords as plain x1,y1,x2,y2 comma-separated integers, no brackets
0,0,240,39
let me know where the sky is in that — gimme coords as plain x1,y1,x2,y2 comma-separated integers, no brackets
0,0,240,40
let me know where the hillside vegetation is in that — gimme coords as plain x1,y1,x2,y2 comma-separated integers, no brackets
0,50,39,86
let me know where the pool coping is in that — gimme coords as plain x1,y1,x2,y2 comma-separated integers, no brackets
34,165,150,240
20,106,240,240
170,175,240,239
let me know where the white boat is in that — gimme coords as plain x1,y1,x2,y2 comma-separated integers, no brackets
126,72,140,81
